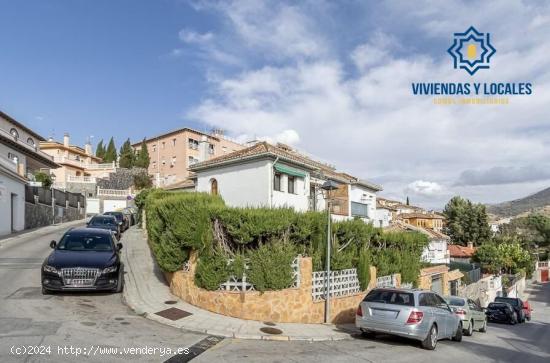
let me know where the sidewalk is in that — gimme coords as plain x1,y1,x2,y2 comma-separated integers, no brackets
121,226,358,341
0,218,86,248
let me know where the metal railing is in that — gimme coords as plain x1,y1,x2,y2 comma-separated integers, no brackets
67,175,96,183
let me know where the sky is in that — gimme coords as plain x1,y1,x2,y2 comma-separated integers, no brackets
1,0,549,209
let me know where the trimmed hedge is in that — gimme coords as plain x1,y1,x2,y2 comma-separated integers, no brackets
138,189,428,290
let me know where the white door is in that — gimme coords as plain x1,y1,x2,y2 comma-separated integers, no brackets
103,200,127,213
86,198,100,215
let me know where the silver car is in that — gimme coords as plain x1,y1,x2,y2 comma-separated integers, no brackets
444,296,487,336
356,288,462,350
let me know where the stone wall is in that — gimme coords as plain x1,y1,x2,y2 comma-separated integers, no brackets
25,202,85,229
97,168,147,190
166,251,378,324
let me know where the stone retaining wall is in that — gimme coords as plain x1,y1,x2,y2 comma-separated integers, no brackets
166,251,378,324
25,202,85,230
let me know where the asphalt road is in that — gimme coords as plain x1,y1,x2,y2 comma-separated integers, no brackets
1,225,549,363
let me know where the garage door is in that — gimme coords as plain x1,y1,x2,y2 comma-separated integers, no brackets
86,198,100,215
103,200,127,213
542,269,549,282
431,275,443,295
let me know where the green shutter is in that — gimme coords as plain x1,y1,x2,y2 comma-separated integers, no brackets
273,164,307,178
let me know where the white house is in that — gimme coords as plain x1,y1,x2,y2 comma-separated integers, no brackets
0,110,58,236
189,142,382,222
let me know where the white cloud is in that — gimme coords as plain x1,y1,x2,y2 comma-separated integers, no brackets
405,180,444,196
179,29,214,44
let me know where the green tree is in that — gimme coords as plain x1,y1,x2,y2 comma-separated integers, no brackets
34,172,53,189
118,138,135,168
443,196,491,246
473,237,533,276
406,196,410,206
103,137,117,163
133,171,152,189
135,139,150,169
95,140,105,159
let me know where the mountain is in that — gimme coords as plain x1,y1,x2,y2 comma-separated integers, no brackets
487,187,550,218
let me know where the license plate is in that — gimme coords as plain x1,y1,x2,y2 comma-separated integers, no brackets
372,309,398,319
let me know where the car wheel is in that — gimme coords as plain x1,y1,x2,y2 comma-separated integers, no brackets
114,267,124,293
510,315,517,325
464,320,473,336
422,325,438,350
41,287,51,295
526,316,531,322
452,322,463,342
479,319,487,333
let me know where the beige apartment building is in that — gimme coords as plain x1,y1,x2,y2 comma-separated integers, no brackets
132,128,244,188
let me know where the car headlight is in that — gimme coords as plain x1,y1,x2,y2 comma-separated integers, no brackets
43,265,58,274
102,265,118,274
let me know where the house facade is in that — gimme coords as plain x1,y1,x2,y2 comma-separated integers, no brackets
132,128,244,188
0,111,58,236
398,212,445,232
189,142,382,222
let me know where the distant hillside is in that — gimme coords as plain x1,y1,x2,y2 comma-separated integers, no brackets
487,187,550,217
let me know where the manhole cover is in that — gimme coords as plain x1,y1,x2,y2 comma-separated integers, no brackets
263,321,276,326
155,307,192,321
260,327,283,335
164,300,177,305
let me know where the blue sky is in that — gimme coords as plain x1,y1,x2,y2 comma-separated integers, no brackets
1,0,549,208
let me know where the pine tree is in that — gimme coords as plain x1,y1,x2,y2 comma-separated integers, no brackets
118,138,135,168
135,139,150,169
95,140,105,159
103,137,117,163
406,196,410,206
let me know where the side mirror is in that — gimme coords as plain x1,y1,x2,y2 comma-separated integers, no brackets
50,240,57,249
116,243,123,250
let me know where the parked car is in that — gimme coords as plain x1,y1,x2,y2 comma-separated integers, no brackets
494,297,525,323
444,296,487,335
522,300,532,321
86,215,121,240
41,227,124,294
103,211,129,231
356,288,462,350
122,208,135,226
485,302,517,324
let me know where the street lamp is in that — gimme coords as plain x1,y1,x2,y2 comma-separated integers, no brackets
321,180,339,323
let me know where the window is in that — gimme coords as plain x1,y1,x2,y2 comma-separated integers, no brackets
209,144,215,154
364,290,414,306
171,156,176,167
7,152,18,163
172,138,176,147
287,176,295,194
161,141,165,149
188,138,199,149
210,178,218,195
152,161,157,168
274,172,281,191
10,128,19,139
188,156,199,165
27,137,35,147
351,202,369,218
152,144,156,152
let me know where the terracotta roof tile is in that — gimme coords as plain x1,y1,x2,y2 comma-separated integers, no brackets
448,244,477,258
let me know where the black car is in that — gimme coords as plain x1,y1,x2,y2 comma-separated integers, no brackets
87,215,120,240
41,228,124,294
103,211,129,231
485,302,517,324
495,297,525,323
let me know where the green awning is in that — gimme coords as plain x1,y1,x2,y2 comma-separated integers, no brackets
274,164,306,178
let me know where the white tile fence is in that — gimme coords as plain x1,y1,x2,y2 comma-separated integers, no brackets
218,256,301,292
97,187,132,197
312,268,361,301
376,274,398,288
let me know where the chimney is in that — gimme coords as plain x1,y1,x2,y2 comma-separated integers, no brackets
198,135,209,162
63,133,70,147
467,241,474,249
84,142,93,155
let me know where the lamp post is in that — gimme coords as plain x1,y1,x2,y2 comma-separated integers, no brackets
321,180,339,323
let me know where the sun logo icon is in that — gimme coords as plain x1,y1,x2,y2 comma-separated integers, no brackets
447,26,496,76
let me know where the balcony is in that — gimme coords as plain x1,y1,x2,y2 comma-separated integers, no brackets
67,175,96,183
54,156,116,170
0,154,18,174
97,187,132,197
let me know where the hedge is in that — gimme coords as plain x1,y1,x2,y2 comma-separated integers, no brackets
138,189,428,290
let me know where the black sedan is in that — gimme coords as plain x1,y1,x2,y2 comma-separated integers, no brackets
103,211,129,231
41,228,124,294
485,302,517,324
87,215,120,239
495,296,526,323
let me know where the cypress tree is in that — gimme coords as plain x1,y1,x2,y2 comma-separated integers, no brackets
104,137,117,163
406,196,410,206
135,139,150,169
118,138,135,168
95,140,105,159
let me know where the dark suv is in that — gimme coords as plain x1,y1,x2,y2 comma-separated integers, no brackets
494,297,525,323
87,215,120,240
103,211,129,232
41,228,124,294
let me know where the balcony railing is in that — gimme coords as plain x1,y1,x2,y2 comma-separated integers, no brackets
97,187,132,197
67,175,96,183
0,154,18,173
54,157,116,170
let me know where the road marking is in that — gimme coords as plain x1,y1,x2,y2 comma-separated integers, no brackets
164,335,224,363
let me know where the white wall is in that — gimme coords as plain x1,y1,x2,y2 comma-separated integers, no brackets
271,164,310,212
349,185,377,223
0,142,27,174
196,160,271,208
422,239,450,264
0,172,25,236
375,208,392,227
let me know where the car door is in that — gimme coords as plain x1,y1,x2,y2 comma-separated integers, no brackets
432,294,455,338
470,300,485,325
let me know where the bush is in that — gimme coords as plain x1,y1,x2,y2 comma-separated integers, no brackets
195,249,231,290
357,248,372,290
246,240,297,292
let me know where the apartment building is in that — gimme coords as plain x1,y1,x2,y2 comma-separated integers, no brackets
0,110,58,235
132,128,244,187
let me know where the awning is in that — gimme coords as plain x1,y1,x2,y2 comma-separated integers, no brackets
274,164,306,178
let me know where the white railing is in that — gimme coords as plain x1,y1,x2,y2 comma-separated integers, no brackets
537,261,549,269
85,162,116,170
0,154,18,173
67,175,96,183
312,268,361,301
218,256,300,292
376,274,398,288
97,188,131,197
53,156,116,170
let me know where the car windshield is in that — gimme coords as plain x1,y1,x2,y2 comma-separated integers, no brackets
496,297,518,306
90,217,116,226
105,213,122,220
364,290,414,306
488,303,508,310
57,233,113,251
446,297,465,306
